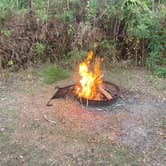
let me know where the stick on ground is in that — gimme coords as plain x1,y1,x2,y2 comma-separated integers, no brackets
42,113,56,125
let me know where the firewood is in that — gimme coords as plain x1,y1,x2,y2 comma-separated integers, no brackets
98,85,113,100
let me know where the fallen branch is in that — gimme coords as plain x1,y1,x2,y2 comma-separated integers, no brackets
42,113,56,125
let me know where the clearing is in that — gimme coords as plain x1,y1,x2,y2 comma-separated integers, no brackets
0,66,166,166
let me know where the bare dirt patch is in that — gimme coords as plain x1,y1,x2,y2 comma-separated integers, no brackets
0,67,165,166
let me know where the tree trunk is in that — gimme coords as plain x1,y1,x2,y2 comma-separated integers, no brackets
28,0,33,9
16,0,19,8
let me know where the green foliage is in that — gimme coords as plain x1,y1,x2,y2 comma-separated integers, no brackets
86,0,99,20
97,39,118,63
66,48,86,59
2,29,12,37
0,0,166,75
145,8,166,69
35,42,46,55
0,1,13,23
154,67,166,78
64,48,86,68
18,0,29,9
37,12,48,22
121,0,166,69
128,13,150,39
121,0,150,38
7,60,14,66
41,64,70,84
56,9,74,23
33,0,48,21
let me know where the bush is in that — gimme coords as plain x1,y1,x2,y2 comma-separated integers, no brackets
63,48,87,69
0,1,13,24
96,39,119,63
0,0,165,76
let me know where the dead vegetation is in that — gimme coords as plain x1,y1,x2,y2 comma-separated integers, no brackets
0,12,71,69
0,0,165,76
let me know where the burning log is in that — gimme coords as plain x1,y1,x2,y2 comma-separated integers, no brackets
98,85,113,100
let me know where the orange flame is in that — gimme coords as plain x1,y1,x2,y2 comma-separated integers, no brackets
75,50,103,100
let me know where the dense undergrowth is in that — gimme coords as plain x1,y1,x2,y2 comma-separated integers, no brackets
0,0,165,77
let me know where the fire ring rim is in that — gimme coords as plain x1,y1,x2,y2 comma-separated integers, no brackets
46,81,120,107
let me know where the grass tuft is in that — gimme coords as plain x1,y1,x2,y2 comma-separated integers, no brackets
154,67,166,78
41,64,70,84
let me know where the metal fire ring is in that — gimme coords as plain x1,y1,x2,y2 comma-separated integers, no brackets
46,81,120,107
77,81,120,107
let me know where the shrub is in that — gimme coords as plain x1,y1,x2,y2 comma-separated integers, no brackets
63,48,87,69
86,0,99,21
120,0,166,68
96,39,119,63
0,1,13,24
0,0,166,75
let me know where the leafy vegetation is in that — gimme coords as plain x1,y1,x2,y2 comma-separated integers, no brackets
154,67,166,78
0,0,165,77
41,64,70,84
35,42,46,55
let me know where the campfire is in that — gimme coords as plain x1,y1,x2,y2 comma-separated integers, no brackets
47,51,120,107
74,50,112,101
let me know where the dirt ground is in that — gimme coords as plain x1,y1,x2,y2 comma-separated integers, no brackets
0,66,166,166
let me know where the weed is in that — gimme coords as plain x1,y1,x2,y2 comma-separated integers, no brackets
2,29,12,37
41,64,70,84
35,42,46,55
154,67,166,78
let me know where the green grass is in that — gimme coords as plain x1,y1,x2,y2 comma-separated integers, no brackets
154,67,166,78
41,64,70,84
